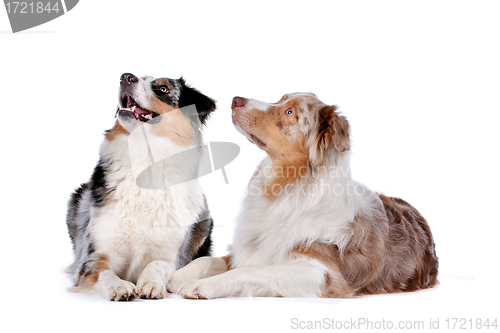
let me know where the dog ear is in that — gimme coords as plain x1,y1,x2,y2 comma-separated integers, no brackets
331,110,350,153
311,105,350,163
178,78,216,125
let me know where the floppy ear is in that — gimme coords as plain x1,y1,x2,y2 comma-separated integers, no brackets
311,105,350,163
331,109,350,153
178,78,216,125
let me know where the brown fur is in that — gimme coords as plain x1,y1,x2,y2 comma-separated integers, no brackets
292,245,356,298
221,255,233,270
293,193,438,297
105,121,130,141
316,105,350,154
76,254,110,289
235,98,310,196
376,194,439,292
234,95,352,196
104,120,130,141
150,109,194,146
147,94,179,115
263,152,308,197
154,78,169,85
233,92,438,297
106,82,185,142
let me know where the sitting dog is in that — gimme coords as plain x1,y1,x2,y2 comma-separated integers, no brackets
167,92,438,299
66,73,216,301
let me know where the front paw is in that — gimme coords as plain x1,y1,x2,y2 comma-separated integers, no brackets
137,279,166,300
106,280,137,301
167,270,192,294
177,279,224,300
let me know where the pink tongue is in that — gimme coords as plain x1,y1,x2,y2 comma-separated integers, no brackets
134,106,150,120
134,106,149,116
118,105,155,121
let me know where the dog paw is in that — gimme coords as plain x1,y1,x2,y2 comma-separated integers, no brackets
137,279,166,300
167,270,192,294
105,280,137,301
177,279,222,300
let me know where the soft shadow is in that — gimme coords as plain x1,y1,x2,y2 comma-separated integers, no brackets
0,30,56,34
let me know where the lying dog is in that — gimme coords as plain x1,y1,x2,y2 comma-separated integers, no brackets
168,92,438,299
66,73,216,301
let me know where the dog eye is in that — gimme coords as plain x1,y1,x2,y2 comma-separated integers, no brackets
286,109,293,115
160,86,169,93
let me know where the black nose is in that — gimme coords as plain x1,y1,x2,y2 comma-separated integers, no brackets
120,73,138,85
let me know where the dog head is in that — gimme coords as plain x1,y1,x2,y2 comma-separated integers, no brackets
231,92,350,167
115,73,216,134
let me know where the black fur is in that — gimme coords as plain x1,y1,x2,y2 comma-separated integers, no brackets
66,183,87,245
90,159,113,208
193,219,214,258
178,78,216,125
151,79,179,107
66,74,216,300
66,160,112,275
87,242,95,256
176,217,214,269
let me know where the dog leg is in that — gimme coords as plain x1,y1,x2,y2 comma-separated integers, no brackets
75,254,137,301
167,256,228,293
96,271,138,301
136,260,176,299
177,257,336,299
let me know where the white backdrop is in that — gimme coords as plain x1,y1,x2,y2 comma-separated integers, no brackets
1,1,499,332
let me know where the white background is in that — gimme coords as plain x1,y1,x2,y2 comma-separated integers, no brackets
1,1,499,332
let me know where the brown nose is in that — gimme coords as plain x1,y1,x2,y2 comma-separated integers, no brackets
232,96,247,108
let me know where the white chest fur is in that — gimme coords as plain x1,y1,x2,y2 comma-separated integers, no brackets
91,132,205,282
230,157,378,268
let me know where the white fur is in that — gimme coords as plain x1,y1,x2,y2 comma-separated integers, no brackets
74,119,206,300
96,270,137,301
176,256,328,299
244,97,270,112
88,132,204,294
168,257,228,293
69,75,215,301
170,148,381,299
136,260,176,299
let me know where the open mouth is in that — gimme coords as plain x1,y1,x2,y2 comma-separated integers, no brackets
117,93,161,124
